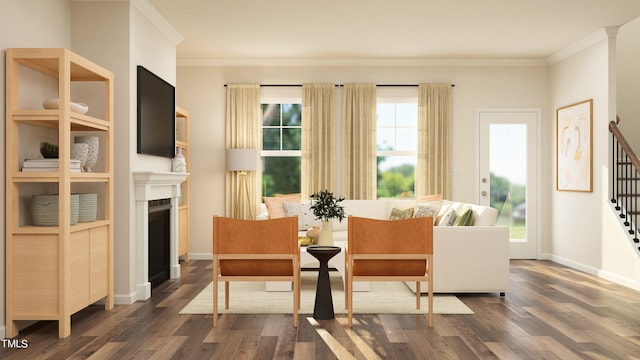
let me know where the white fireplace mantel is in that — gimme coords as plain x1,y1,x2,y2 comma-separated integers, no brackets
133,171,188,301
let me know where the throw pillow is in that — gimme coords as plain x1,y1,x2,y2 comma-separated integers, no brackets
263,193,301,218
413,200,443,219
417,194,443,202
388,207,414,220
437,208,457,226
453,207,475,226
283,201,318,230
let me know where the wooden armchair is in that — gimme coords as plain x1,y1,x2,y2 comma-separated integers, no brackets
345,215,434,327
212,216,300,327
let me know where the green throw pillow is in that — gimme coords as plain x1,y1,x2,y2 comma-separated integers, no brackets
453,207,474,226
389,207,414,220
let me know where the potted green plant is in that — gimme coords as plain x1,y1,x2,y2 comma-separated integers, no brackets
310,190,345,246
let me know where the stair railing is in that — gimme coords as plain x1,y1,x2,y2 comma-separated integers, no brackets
609,117,640,251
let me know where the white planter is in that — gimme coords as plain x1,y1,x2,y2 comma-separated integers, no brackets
317,221,334,246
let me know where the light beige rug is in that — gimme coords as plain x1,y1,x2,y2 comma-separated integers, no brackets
180,271,473,315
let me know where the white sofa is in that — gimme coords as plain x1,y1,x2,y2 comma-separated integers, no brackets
259,199,510,295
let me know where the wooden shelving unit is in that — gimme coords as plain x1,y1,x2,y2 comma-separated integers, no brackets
176,106,190,262
5,48,114,338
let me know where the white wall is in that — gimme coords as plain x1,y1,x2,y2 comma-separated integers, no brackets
549,29,640,289
0,0,72,340
71,1,177,304
176,64,550,258
617,18,640,154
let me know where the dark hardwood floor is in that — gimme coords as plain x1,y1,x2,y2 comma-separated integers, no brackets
2,259,640,359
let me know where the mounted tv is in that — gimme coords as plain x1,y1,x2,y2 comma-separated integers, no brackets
137,65,176,158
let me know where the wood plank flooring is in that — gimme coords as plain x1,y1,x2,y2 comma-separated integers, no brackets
2,260,640,359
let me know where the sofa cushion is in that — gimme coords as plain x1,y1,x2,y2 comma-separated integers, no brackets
413,200,443,219
438,208,457,226
417,194,442,201
388,206,414,220
263,194,301,218
334,200,386,230
453,207,474,226
283,201,319,231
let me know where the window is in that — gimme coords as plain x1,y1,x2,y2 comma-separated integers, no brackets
261,103,302,197
376,102,418,198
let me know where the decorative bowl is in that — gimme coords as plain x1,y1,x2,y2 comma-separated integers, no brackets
43,98,89,114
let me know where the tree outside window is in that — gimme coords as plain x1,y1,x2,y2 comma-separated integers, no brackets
376,102,418,198
261,103,302,196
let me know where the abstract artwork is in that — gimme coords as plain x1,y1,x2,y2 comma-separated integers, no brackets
556,99,593,192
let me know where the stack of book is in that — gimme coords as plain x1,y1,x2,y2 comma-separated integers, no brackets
22,159,82,172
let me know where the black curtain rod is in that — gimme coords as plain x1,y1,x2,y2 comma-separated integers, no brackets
224,83,455,87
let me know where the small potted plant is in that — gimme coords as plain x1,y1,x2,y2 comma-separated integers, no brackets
310,190,345,246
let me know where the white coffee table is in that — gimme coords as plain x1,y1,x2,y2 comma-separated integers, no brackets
265,241,370,292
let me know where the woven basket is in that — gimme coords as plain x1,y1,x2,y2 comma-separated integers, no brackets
32,194,79,226
77,193,97,222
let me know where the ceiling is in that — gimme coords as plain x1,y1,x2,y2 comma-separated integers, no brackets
147,0,640,61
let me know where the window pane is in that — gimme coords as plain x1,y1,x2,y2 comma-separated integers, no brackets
376,103,395,126
262,157,301,197
395,128,417,151
282,104,302,126
377,128,395,150
396,103,417,127
263,128,281,150
262,104,281,126
282,128,301,150
377,156,416,198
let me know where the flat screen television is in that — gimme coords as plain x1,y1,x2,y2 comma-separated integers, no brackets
137,65,176,158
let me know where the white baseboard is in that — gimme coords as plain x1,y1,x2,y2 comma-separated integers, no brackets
598,269,640,292
187,253,213,260
550,254,640,291
114,291,138,305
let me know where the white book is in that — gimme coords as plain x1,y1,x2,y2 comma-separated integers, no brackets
23,159,81,168
22,167,81,172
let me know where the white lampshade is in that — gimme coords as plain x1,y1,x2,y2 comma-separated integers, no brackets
226,148,259,171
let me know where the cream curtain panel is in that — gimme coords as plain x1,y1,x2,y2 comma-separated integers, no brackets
301,83,336,198
342,83,377,200
225,84,261,219
417,83,452,199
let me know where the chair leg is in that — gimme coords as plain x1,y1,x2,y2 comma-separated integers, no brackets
225,281,230,310
428,272,433,328
416,281,421,310
293,274,299,328
213,277,219,328
347,272,353,327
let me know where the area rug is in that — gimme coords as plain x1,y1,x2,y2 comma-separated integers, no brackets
180,271,473,315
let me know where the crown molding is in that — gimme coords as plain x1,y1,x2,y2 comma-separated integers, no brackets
70,0,183,45
546,27,619,65
131,0,183,45
177,57,549,68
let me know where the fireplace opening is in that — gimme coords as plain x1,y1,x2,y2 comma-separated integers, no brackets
148,198,171,288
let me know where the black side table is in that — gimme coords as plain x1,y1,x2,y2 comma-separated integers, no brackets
306,245,341,320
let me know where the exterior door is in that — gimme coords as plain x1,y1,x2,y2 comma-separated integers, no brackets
478,109,539,259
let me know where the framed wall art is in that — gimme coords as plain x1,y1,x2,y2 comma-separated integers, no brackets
556,99,593,192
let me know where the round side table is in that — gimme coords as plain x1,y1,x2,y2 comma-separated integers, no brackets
306,245,341,320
